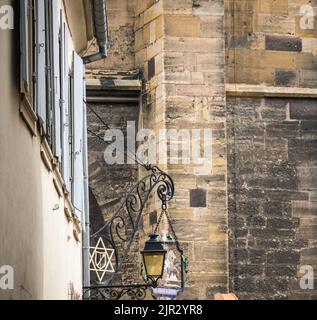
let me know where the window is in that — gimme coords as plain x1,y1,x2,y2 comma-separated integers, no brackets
60,13,72,193
20,0,67,173
19,0,37,135
20,0,34,101
34,0,46,126
51,0,62,160
44,0,62,159
33,0,60,154
72,52,85,219
20,0,86,218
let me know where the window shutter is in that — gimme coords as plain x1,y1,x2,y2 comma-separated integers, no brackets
82,85,89,231
20,0,29,93
52,0,61,159
72,52,85,219
35,0,46,128
60,15,71,192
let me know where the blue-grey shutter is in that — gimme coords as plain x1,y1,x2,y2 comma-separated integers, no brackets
72,52,84,219
60,15,71,192
36,0,46,127
72,52,84,217
60,15,72,192
20,0,29,93
52,0,61,159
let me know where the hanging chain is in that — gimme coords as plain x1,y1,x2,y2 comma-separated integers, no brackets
153,210,164,234
164,207,179,244
154,195,179,244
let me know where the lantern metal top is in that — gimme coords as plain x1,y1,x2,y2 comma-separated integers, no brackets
142,234,166,253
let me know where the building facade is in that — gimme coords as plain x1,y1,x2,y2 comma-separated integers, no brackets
0,0,93,299
85,0,317,300
1,0,317,301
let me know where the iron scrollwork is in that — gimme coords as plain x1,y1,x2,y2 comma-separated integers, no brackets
84,105,184,300
83,285,149,301
84,165,184,300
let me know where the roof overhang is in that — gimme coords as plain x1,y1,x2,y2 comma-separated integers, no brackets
63,0,94,54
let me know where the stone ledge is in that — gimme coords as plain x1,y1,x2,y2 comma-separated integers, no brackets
19,94,37,137
40,137,54,172
226,84,317,98
86,78,142,91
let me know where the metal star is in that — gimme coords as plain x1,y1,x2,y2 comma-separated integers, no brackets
89,237,115,282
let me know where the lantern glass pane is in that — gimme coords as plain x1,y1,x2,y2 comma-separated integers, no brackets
143,253,165,277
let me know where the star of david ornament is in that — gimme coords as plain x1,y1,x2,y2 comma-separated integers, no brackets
89,237,115,282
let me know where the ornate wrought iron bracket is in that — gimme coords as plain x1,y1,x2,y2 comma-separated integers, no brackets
83,164,185,300
84,105,186,300
83,284,151,301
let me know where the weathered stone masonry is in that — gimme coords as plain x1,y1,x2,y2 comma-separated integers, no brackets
226,0,317,299
87,93,140,284
227,97,317,300
132,0,228,300
85,0,317,300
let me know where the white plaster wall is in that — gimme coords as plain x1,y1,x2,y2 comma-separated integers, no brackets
41,164,82,299
0,0,83,300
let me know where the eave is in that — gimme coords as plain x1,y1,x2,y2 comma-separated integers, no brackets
63,0,94,54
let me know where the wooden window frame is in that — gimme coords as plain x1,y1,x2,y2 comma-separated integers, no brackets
20,0,37,136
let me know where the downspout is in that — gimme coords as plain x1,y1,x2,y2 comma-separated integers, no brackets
83,97,91,290
82,0,108,292
83,0,108,64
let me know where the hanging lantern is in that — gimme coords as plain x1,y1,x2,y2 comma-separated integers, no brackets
141,233,167,287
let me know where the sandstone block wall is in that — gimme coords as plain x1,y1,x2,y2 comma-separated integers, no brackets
87,101,141,285
225,0,317,87
226,0,317,300
162,0,228,300
86,0,136,71
227,97,317,299
85,0,317,300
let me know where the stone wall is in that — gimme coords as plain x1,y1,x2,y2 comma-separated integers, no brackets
87,101,141,285
134,0,165,135
87,102,139,223
133,0,229,300
86,0,136,71
225,0,317,87
162,0,228,300
85,0,317,300
226,0,317,300
227,97,317,300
